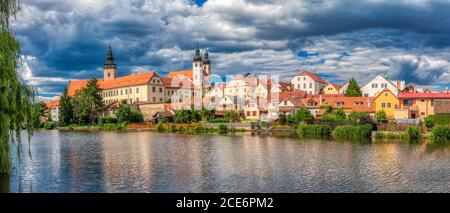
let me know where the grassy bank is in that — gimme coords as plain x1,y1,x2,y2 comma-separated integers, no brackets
155,123,247,135
58,123,128,131
332,125,372,142
297,124,330,139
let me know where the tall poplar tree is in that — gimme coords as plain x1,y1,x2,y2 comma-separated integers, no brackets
85,78,103,124
59,87,73,126
345,78,362,97
1,0,34,174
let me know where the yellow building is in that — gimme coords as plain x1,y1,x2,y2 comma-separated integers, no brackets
373,88,399,119
323,83,341,95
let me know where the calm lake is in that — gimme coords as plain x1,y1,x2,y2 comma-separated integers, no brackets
2,130,450,193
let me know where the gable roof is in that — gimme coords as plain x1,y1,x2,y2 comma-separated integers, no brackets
398,92,450,99
167,70,193,80
296,71,328,84
68,72,158,96
99,72,157,90
278,91,307,100
321,97,375,112
46,98,60,109
373,88,397,100
327,83,341,91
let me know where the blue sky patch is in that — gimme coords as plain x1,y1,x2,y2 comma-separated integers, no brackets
297,51,319,58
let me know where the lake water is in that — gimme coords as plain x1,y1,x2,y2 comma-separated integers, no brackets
2,130,450,193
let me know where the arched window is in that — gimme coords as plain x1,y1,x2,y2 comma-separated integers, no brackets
108,73,110,78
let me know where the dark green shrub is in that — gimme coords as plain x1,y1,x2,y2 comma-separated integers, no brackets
297,124,330,139
129,110,144,123
405,126,421,142
44,121,55,130
156,123,166,132
333,125,372,141
425,115,450,129
169,124,178,133
279,112,287,125
431,125,450,143
218,124,229,134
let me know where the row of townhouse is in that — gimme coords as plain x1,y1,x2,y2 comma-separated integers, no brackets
204,70,450,122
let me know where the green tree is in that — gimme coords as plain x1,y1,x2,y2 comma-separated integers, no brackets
279,112,287,125
345,78,362,97
85,78,103,124
294,108,314,124
1,0,34,174
375,110,387,122
72,90,90,124
200,108,215,121
30,102,46,128
224,111,239,122
59,87,74,126
117,101,131,124
348,111,371,124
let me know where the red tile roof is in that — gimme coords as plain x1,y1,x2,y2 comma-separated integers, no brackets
160,77,189,88
328,83,341,91
167,70,193,80
99,72,157,90
68,80,89,96
68,72,157,96
297,71,328,84
321,97,375,112
45,99,60,109
278,91,307,100
305,94,344,98
398,92,450,99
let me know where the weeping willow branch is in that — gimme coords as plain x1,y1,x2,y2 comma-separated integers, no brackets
1,0,33,174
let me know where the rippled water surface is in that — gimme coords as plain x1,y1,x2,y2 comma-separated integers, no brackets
3,130,450,192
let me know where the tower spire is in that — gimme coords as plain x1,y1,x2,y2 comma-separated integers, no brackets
193,41,202,62
105,46,115,65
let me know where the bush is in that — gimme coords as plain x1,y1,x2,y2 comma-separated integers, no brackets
156,123,166,133
129,110,144,123
333,125,372,141
218,124,229,134
297,124,330,139
375,110,387,122
347,112,372,124
425,115,450,129
405,126,421,142
44,121,55,130
431,125,450,143
99,115,118,124
169,124,178,133
99,123,127,131
279,112,287,125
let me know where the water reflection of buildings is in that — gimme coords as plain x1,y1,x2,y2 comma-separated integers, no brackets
100,132,153,192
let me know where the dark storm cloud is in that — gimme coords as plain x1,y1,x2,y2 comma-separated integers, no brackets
12,0,450,97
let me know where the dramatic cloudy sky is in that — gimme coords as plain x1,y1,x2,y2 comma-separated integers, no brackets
12,0,450,98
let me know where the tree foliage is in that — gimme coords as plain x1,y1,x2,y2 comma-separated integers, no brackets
174,109,201,124
71,79,103,125
1,0,34,174
375,110,387,122
288,108,314,124
30,102,46,128
117,101,131,124
59,87,73,126
345,78,362,97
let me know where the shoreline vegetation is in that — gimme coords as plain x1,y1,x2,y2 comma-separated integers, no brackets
49,121,450,145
